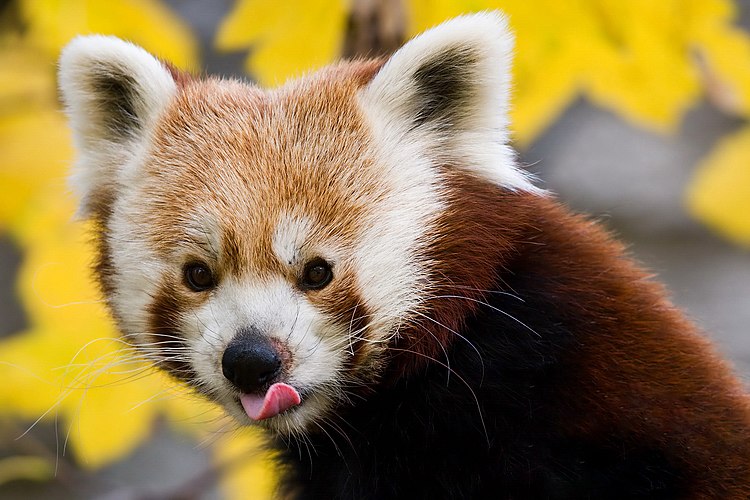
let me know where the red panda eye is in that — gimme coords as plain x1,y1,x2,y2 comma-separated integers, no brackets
184,263,215,292
300,258,333,290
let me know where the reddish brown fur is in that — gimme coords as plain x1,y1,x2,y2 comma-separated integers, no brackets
533,202,750,497
147,281,197,381
136,62,384,291
390,169,522,376
163,62,193,88
391,170,750,496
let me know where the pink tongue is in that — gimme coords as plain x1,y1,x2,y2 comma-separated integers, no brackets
239,383,301,421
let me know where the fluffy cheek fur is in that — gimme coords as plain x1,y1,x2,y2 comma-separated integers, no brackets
106,206,170,349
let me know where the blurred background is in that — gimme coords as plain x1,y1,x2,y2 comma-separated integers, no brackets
1,0,749,498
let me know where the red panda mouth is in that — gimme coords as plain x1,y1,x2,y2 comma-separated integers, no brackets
239,382,302,420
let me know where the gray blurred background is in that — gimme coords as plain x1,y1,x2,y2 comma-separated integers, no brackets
1,0,748,498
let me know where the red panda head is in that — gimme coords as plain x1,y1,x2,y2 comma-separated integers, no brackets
59,13,540,433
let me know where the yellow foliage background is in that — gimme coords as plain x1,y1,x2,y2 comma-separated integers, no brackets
0,0,748,498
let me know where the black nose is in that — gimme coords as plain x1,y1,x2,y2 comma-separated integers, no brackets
222,330,282,394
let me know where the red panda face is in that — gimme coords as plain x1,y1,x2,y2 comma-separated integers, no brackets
59,14,539,433
107,73,448,430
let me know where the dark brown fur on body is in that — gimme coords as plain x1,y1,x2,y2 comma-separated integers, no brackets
290,177,750,498
493,192,750,498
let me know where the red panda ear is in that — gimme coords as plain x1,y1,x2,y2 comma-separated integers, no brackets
58,36,177,217
359,12,540,193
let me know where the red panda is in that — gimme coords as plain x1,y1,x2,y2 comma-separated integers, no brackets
58,12,750,499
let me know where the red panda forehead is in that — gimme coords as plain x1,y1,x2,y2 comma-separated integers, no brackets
139,63,388,277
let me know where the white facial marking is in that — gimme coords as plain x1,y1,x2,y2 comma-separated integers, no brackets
272,213,315,266
351,139,444,337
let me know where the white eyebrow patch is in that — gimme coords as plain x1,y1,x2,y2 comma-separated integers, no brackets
183,208,222,257
273,213,315,266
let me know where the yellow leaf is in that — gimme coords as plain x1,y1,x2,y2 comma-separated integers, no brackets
1,0,200,230
0,0,252,484
405,0,590,146
0,191,192,465
216,0,349,86
694,27,750,116
0,203,154,466
686,125,750,247
0,456,54,485
511,51,581,148
579,0,700,132
214,428,278,500
0,330,71,419
0,109,73,233
71,368,160,468
0,44,57,115
18,0,198,69
0,5,232,471
215,0,283,49
406,0,492,33
503,1,593,147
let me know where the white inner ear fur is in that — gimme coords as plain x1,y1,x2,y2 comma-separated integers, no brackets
358,12,541,193
58,35,177,214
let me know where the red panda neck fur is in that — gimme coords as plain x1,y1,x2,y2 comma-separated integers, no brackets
354,172,750,496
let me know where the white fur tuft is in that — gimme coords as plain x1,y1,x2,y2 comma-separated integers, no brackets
58,35,177,214
272,213,315,266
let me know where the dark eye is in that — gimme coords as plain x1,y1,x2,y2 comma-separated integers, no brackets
300,258,333,290
184,262,215,292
